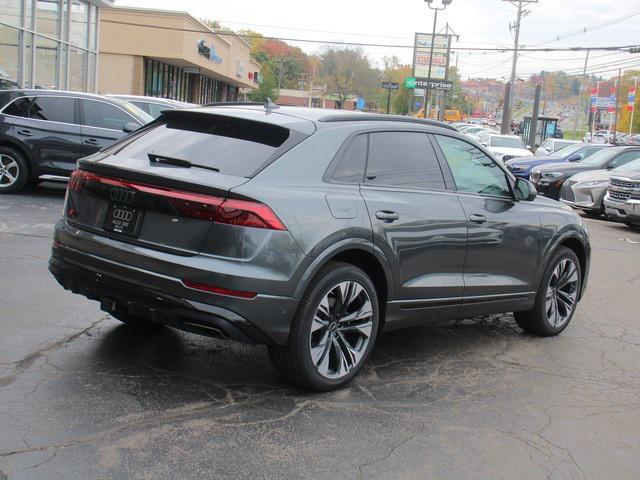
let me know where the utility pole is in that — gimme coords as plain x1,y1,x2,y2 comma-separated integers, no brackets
573,49,590,134
501,0,537,134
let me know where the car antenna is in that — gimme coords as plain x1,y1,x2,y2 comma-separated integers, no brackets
265,97,279,111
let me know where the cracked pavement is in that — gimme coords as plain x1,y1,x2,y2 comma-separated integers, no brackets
1,183,639,479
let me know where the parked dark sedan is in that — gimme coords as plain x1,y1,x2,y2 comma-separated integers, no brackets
50,104,590,391
0,89,153,193
530,146,640,199
505,143,609,178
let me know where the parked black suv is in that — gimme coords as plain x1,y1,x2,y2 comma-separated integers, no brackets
0,89,153,193
49,105,590,391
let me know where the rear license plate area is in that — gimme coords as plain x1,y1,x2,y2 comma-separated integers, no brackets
103,204,143,237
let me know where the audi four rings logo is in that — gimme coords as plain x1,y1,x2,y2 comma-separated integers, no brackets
113,208,134,222
110,188,135,204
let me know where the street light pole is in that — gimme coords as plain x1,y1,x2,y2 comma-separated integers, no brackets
422,0,452,118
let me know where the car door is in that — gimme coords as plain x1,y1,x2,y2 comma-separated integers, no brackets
358,131,468,325
78,99,140,155
6,95,84,175
432,134,541,316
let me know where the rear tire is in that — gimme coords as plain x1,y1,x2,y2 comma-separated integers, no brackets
515,247,581,336
0,147,29,194
269,261,379,391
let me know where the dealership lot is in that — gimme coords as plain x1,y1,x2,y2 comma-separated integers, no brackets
1,183,640,480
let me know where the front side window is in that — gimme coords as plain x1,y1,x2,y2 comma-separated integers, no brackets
29,96,75,123
3,97,34,117
365,131,445,190
81,100,136,130
435,135,512,198
331,134,367,183
609,151,640,169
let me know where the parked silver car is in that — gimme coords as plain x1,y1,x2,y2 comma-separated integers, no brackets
604,169,640,228
560,157,640,215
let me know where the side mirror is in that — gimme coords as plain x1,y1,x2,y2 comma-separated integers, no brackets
606,163,616,170
567,154,582,162
122,122,140,133
514,177,537,201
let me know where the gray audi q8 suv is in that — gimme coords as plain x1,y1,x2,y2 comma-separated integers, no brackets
49,104,590,391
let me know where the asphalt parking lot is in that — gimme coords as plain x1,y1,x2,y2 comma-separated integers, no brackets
1,183,639,480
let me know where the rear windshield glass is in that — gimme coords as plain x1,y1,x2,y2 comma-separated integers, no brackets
114,114,290,177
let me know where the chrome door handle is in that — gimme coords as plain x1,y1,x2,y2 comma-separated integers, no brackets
376,210,399,222
469,214,487,224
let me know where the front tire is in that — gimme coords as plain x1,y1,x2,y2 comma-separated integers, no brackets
0,147,29,194
269,261,379,391
515,247,581,336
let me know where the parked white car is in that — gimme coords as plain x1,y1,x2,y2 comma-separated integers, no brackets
479,134,533,162
535,138,580,156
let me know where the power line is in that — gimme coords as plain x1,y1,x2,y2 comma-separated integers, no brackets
529,7,640,47
100,19,638,53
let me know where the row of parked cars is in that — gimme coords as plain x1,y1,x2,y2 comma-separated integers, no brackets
505,143,640,228
0,89,195,193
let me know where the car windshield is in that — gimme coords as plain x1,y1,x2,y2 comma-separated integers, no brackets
554,141,577,151
579,148,620,166
490,137,524,148
548,143,584,158
117,101,154,124
613,158,640,172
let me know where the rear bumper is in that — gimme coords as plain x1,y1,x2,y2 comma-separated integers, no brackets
49,233,300,346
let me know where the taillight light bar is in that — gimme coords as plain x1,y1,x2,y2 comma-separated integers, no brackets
67,170,286,231
182,280,257,299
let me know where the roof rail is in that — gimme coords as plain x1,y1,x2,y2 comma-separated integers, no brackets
201,101,264,107
318,114,455,130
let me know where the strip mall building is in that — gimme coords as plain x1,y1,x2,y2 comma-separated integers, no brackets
98,7,260,103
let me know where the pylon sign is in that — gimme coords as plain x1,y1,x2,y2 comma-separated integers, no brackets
590,86,599,113
629,85,636,112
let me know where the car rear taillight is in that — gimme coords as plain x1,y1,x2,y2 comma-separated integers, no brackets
66,170,286,230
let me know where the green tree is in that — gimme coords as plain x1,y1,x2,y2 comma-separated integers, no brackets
248,63,278,102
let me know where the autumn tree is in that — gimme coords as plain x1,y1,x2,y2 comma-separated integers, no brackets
318,47,380,107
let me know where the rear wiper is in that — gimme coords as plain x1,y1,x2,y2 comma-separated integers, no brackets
148,153,220,173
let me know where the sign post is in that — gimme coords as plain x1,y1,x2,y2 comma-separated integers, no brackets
629,78,638,134
380,82,400,114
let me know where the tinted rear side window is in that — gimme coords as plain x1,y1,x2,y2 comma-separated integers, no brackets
114,114,291,178
365,132,445,190
331,134,367,183
30,96,76,123
3,97,33,117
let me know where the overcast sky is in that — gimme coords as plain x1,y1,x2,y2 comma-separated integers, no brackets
115,0,640,80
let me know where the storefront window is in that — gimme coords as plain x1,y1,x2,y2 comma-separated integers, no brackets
0,24,20,86
0,0,21,27
36,0,58,37
69,46,87,91
35,34,58,88
69,0,88,49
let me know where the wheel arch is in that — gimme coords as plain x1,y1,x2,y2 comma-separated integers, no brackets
539,232,590,300
293,239,393,329
0,136,35,178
